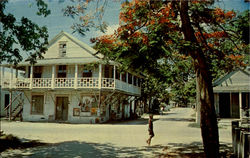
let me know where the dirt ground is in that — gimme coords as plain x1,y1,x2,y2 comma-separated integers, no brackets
0,108,234,157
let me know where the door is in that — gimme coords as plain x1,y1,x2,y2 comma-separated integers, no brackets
56,97,68,121
231,93,240,118
219,93,230,118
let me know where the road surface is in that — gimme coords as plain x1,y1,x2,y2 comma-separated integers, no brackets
0,108,232,157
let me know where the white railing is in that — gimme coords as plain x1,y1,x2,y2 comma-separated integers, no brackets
33,78,52,88
77,77,99,88
2,77,141,95
55,78,74,88
15,78,30,88
102,78,114,88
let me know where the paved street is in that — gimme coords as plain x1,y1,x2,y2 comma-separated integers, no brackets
0,108,232,157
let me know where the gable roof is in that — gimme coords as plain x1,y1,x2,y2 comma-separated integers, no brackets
213,68,249,87
47,31,102,59
213,68,250,92
7,31,104,67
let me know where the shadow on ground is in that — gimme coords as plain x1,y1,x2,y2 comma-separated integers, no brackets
1,141,164,158
105,118,159,125
159,142,234,158
160,118,195,122
1,141,234,158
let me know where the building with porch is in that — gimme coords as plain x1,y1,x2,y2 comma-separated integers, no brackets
1,31,142,123
213,67,250,119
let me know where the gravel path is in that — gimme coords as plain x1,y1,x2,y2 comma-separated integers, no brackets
0,108,233,157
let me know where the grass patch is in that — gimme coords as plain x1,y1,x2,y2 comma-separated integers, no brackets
188,123,228,129
188,122,200,128
0,131,47,153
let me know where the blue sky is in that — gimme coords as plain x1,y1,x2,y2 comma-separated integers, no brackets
5,0,249,59
6,0,121,45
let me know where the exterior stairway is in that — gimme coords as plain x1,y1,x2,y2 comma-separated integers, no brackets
4,92,24,121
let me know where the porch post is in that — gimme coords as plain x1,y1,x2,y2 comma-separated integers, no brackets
113,65,116,89
25,66,29,78
9,90,12,121
0,66,4,87
126,72,128,91
132,75,134,86
29,65,33,89
98,64,102,89
51,65,55,89
10,66,13,89
74,64,78,89
239,92,242,119
15,68,18,78
98,64,102,117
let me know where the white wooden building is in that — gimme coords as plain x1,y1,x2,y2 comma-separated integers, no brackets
0,31,142,123
213,68,250,119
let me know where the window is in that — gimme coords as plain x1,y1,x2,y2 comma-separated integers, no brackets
4,94,10,108
128,73,132,84
82,69,92,77
59,42,67,57
104,65,109,78
115,70,120,80
33,66,42,78
133,76,137,86
31,95,44,114
58,65,67,78
122,73,126,82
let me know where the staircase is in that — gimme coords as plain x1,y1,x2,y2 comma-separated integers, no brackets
4,92,24,121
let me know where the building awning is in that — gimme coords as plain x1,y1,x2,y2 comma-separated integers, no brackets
1,57,102,67
213,85,250,93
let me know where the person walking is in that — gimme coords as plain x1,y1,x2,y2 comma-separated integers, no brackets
146,114,154,146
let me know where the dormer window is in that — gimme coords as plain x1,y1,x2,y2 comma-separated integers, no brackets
59,42,67,57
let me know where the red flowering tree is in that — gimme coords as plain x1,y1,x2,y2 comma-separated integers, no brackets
65,0,249,157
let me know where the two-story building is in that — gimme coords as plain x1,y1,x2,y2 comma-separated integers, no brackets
0,31,142,123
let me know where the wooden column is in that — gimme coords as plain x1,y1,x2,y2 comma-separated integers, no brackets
15,69,18,78
51,65,55,89
9,90,12,121
126,72,128,91
98,64,102,89
239,92,242,119
10,66,13,89
29,65,33,89
98,64,102,116
113,65,116,89
0,66,4,87
25,66,29,78
74,64,78,89
132,75,134,86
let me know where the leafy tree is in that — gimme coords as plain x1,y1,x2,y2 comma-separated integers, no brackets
65,0,249,157
0,0,50,65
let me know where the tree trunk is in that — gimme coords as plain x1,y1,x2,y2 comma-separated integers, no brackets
196,66,219,158
180,1,219,157
196,77,201,125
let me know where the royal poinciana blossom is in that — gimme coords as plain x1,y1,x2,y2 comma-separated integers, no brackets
90,1,248,157
93,1,247,73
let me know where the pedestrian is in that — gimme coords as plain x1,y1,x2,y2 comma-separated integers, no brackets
146,114,154,146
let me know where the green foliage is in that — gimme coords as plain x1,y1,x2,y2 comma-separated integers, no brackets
0,0,50,65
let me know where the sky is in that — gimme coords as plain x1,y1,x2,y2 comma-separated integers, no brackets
4,0,250,60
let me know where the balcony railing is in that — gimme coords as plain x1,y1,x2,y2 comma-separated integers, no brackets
2,77,141,95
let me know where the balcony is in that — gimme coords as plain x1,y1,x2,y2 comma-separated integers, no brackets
2,77,141,96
